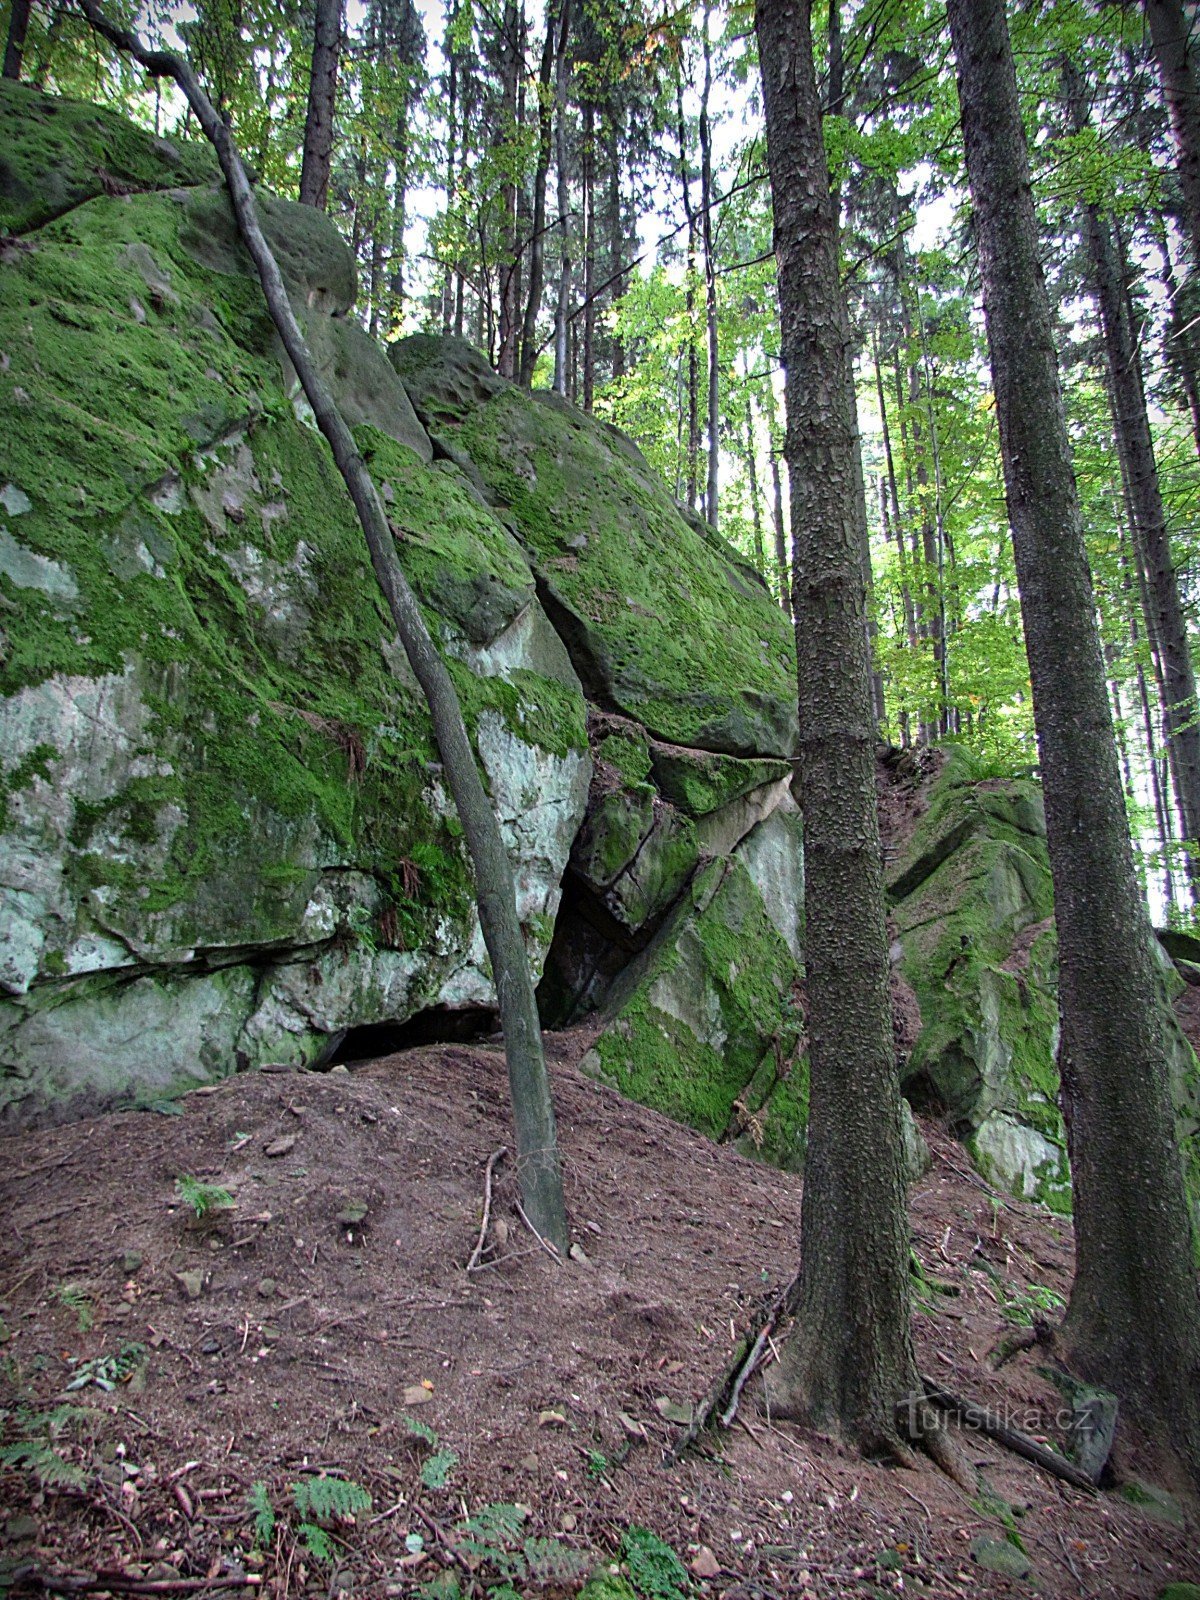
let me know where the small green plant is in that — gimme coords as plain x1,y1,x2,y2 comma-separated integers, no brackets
66,1343,145,1392
248,1481,276,1550
344,903,378,955
454,1503,588,1588
290,1475,371,1562
401,1414,459,1490
0,1404,95,1490
1001,1282,1065,1327
622,1524,691,1599
52,1283,93,1333
585,1448,610,1480
175,1174,235,1218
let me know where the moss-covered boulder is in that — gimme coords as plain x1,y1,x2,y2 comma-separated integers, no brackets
580,856,808,1167
390,336,799,758
0,87,591,1125
0,79,217,233
889,750,1200,1221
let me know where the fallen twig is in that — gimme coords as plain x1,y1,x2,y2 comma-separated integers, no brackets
921,1377,1097,1490
514,1198,562,1263
466,1147,507,1272
668,1270,802,1461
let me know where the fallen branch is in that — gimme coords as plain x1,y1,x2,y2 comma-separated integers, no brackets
515,1198,563,1264
73,0,568,1255
466,1147,507,1272
668,1271,802,1461
920,1378,1097,1491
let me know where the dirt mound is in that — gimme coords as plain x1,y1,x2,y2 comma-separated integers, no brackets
1,1034,1196,1598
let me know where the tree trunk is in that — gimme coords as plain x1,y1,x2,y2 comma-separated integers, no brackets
763,378,790,612
744,389,765,570
496,0,523,380
676,76,700,511
872,329,917,647
947,0,1200,1482
3,0,32,80
77,0,570,1256
551,0,573,397
755,0,918,1453
298,0,341,211
519,0,558,387
582,99,595,412
1145,0,1200,265
607,110,625,382
699,3,720,526
1066,62,1200,884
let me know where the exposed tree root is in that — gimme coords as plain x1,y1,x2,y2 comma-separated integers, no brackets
921,1377,1097,1491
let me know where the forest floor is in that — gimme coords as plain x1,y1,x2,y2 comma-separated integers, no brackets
1,1026,1198,1600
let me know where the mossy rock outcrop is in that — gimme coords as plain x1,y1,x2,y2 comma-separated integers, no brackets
580,856,809,1168
888,750,1200,1222
0,85,591,1125
0,84,809,1148
390,336,799,758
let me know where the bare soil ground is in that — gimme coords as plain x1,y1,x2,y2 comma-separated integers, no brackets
1,1030,1196,1600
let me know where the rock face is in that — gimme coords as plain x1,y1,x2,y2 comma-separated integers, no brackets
0,85,803,1139
0,86,594,1124
390,336,810,1166
887,749,1200,1226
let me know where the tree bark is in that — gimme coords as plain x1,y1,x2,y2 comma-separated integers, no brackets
519,0,558,387
496,0,523,380
676,75,700,511
298,0,341,211
699,3,720,526
763,377,790,612
744,389,765,570
947,0,1200,1483
1066,62,1200,883
1145,0,1200,265
607,109,625,382
3,0,32,80
551,0,573,396
755,0,919,1453
582,98,595,412
77,0,570,1256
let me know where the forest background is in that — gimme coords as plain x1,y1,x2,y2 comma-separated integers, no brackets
6,0,1199,916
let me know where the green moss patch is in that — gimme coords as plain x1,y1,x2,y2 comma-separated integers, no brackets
390,337,798,758
0,79,217,235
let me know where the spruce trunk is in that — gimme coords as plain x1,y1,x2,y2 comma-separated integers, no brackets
755,0,918,1451
947,0,1200,1482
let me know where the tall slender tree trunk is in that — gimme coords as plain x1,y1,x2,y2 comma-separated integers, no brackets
744,389,765,569
496,0,523,380
1145,0,1200,264
582,99,595,411
441,22,459,336
298,0,342,211
3,0,32,80
699,3,720,526
78,0,570,1256
551,0,573,396
607,110,625,382
519,0,558,387
676,76,700,510
1150,214,1200,457
947,0,1200,1484
1067,63,1200,883
873,330,917,647
755,0,919,1454
763,378,790,612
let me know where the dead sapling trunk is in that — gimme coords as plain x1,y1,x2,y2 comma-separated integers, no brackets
76,0,569,1256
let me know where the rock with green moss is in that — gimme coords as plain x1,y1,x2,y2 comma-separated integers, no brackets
389,336,798,758
0,87,591,1125
890,750,1200,1223
0,79,217,234
579,857,808,1167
